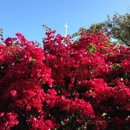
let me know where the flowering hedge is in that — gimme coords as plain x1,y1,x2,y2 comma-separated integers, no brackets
0,29,130,130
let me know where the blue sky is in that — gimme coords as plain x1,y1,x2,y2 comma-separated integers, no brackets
0,0,130,45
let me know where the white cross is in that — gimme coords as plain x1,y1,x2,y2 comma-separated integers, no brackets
64,23,68,36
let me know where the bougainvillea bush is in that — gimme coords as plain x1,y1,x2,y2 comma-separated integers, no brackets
0,29,130,130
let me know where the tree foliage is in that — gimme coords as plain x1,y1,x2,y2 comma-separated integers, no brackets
0,28,3,38
72,12,130,46
105,12,130,46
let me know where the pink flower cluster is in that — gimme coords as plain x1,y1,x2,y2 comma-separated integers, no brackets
0,29,130,130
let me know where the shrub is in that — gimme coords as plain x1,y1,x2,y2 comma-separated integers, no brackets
0,30,130,130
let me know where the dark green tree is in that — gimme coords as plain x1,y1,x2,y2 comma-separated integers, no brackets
0,28,3,37
72,12,130,46
105,12,130,46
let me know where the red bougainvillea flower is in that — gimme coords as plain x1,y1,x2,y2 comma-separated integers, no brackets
0,29,130,130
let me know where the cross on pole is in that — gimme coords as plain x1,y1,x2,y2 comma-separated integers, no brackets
64,23,68,36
